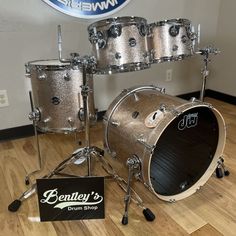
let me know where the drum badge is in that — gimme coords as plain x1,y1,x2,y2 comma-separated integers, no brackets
178,112,198,130
42,0,131,19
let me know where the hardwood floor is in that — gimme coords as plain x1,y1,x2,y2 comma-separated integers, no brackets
0,98,235,236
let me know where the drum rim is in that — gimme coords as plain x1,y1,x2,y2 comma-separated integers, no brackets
149,18,191,27
26,59,71,70
144,103,226,202
95,62,151,75
151,54,192,64
88,16,147,30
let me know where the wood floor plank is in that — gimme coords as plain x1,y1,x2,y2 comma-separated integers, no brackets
52,220,93,236
158,200,206,234
182,189,236,236
191,224,223,236
0,163,25,236
0,140,14,152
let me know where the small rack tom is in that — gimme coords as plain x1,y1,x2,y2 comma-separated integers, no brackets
149,19,195,63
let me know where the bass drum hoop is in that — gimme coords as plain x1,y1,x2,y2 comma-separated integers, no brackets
143,103,226,202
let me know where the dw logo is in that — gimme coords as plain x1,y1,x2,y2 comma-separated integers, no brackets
42,0,131,19
178,113,199,131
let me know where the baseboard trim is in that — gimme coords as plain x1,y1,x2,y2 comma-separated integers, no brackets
0,111,106,142
205,89,236,105
1,90,235,141
177,91,200,100
0,125,35,142
178,89,236,104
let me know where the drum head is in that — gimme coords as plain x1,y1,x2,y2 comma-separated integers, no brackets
150,106,220,197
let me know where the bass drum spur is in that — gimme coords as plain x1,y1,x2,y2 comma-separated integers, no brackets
104,85,226,202
149,19,196,63
26,59,96,133
88,16,151,74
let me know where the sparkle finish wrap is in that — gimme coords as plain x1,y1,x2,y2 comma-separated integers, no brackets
27,60,96,133
88,16,151,74
149,19,194,63
104,86,226,202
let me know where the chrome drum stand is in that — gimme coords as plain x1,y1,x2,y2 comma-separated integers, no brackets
196,46,220,101
25,91,43,185
196,46,230,178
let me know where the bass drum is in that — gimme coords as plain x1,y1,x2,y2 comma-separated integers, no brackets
104,85,226,202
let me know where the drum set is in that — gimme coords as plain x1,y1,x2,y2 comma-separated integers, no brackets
8,16,229,225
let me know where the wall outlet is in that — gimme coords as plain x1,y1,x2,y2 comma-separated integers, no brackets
166,69,173,82
0,90,9,107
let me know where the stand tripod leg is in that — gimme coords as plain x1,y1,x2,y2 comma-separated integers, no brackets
8,148,87,212
25,91,43,185
8,183,37,212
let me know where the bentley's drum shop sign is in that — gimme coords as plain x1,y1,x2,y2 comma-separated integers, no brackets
37,177,105,221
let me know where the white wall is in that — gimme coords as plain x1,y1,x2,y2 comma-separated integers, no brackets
0,0,221,130
207,0,236,96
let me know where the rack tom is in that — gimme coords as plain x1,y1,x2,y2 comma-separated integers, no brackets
26,59,96,133
149,19,195,63
88,16,151,74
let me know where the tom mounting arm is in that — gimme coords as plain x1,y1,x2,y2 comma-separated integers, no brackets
57,25,71,63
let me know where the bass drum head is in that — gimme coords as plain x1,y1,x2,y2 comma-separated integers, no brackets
149,105,225,201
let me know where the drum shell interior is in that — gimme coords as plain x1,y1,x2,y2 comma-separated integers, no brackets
27,60,96,133
88,17,151,73
149,19,194,62
104,86,226,201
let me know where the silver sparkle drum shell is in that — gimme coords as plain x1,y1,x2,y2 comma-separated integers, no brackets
149,19,194,63
88,16,151,74
104,86,226,202
26,59,96,133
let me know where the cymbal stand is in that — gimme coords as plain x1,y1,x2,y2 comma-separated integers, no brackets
25,91,43,185
195,46,220,101
195,47,230,178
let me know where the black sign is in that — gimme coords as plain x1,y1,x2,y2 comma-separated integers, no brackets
37,177,105,222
